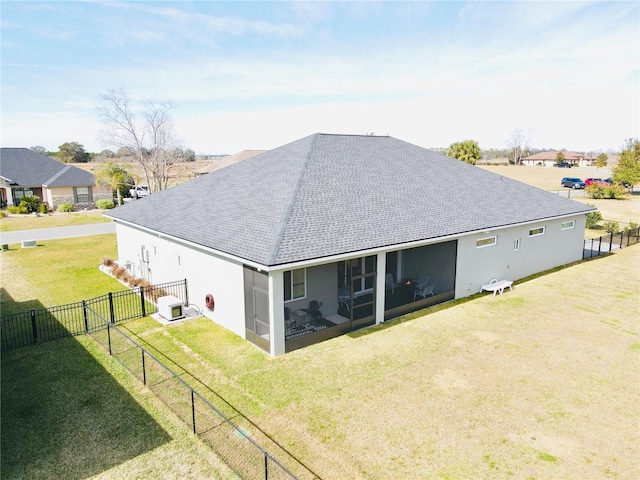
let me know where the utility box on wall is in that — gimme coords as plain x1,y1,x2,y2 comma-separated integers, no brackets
157,295,184,321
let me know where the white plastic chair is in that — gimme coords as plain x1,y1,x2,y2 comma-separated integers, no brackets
414,284,435,301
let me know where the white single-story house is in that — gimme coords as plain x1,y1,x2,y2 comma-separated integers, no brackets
0,148,111,209
106,134,594,356
522,151,595,167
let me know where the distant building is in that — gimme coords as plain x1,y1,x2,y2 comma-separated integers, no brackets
522,151,595,167
0,148,111,209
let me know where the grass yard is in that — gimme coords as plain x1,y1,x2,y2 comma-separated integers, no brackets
115,248,640,479
1,336,237,480
479,164,614,191
2,174,639,478
0,210,111,232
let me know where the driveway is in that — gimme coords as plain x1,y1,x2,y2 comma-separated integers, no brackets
0,222,116,245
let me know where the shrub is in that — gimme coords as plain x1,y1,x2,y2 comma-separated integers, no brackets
603,220,620,234
586,183,627,199
38,203,49,214
0,210,6,218
17,195,41,214
57,202,73,213
585,205,602,229
7,206,23,214
102,257,114,267
96,199,115,210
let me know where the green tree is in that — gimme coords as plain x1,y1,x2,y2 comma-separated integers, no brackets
596,152,608,168
555,151,565,165
58,142,90,163
94,162,132,206
446,139,482,165
612,138,640,190
30,146,49,155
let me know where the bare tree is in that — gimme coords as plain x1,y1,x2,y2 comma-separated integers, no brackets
506,128,533,166
98,88,184,193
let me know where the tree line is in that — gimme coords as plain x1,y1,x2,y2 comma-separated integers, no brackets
31,142,196,164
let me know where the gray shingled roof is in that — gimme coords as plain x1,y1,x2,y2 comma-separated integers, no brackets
0,148,95,187
106,134,594,266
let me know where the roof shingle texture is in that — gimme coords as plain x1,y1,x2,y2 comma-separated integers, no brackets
0,148,94,187
106,134,593,266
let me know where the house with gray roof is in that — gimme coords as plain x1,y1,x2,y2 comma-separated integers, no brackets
0,148,111,209
106,133,594,355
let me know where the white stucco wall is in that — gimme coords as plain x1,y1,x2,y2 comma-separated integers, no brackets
114,222,247,337
455,214,587,297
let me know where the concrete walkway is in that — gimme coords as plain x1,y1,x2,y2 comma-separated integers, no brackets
0,222,116,245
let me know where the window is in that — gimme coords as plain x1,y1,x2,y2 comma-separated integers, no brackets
561,220,575,230
13,188,35,204
514,239,520,251
73,186,93,203
284,269,306,302
476,236,497,248
529,226,545,237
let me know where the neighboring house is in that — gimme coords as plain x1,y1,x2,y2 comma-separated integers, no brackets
522,151,595,167
106,134,594,356
193,150,267,176
0,148,111,209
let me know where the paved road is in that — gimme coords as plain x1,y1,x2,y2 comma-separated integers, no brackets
0,222,116,245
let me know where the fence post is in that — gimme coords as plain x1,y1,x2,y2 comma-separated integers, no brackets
82,300,89,333
619,232,623,249
264,453,269,480
140,286,146,318
597,237,602,257
609,233,613,252
184,278,189,306
108,292,115,324
30,310,37,344
191,390,196,434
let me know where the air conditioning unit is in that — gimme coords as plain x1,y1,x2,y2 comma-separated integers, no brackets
157,295,184,321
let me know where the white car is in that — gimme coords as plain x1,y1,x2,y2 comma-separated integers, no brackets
129,185,150,199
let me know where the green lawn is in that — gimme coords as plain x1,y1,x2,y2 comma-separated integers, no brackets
0,210,111,232
2,233,639,478
0,235,237,479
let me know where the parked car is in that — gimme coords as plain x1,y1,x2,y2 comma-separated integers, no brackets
555,161,572,168
129,185,150,199
584,178,606,186
561,177,586,189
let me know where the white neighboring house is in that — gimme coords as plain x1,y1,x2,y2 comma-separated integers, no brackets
106,134,594,356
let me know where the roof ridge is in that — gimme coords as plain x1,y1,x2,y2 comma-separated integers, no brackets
266,133,319,265
43,164,72,186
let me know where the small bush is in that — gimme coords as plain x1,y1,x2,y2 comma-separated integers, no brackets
0,210,6,218
603,220,620,234
19,195,41,214
586,183,627,199
585,205,602,229
7,206,22,214
38,203,49,214
57,202,73,213
102,257,114,267
96,199,115,210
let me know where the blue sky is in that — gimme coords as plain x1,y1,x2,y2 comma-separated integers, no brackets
1,1,638,154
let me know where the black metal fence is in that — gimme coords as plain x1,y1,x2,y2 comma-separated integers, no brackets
0,280,188,350
85,303,301,480
583,227,640,259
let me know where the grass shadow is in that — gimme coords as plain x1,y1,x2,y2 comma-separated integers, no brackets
1,290,172,479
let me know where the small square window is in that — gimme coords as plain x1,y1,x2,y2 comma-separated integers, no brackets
284,268,306,302
529,227,545,237
476,236,497,248
561,220,575,230
514,239,520,251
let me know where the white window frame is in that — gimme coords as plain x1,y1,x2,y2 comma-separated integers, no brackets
476,236,497,248
528,226,545,237
561,220,575,230
284,268,306,302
